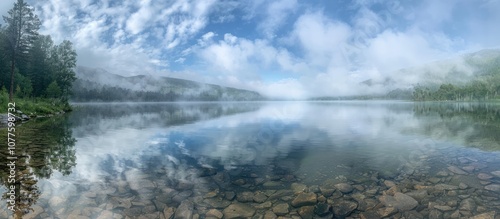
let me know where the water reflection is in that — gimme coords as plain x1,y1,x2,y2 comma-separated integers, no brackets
0,101,499,218
0,116,76,218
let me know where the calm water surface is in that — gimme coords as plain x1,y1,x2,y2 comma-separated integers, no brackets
1,101,500,218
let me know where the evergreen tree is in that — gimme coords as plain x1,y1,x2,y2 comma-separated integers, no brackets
2,0,41,101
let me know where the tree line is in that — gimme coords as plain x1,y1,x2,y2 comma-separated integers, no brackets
412,78,500,101
0,0,77,103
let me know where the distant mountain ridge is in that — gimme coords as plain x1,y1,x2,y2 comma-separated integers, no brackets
72,66,264,102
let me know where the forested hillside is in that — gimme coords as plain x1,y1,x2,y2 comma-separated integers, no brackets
71,67,264,102
412,49,500,101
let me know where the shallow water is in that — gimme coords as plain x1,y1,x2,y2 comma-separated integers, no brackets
1,101,500,218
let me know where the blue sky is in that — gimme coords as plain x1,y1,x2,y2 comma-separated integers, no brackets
1,0,500,98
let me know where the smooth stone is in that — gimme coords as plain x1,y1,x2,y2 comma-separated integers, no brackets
434,205,453,211
484,184,500,192
298,206,314,219
319,184,336,197
204,191,218,198
206,209,223,219
223,203,256,219
268,190,294,200
491,171,500,178
384,180,396,187
436,171,449,177
462,166,476,172
433,184,459,191
253,192,268,203
237,192,254,202
334,183,353,194
174,200,194,219
203,198,232,208
459,198,476,211
263,181,283,188
272,203,289,216
405,190,428,202
448,166,467,175
459,183,468,190
332,200,357,218
232,179,246,186
96,210,113,219
264,211,278,219
359,211,380,219
478,173,493,180
291,183,307,194
164,207,175,219
314,203,331,216
225,191,236,201
379,192,418,211
470,211,496,219
255,201,273,209
377,207,398,218
429,209,443,219
291,192,317,207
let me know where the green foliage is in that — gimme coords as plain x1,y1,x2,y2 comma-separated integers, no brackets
0,86,8,110
3,0,41,101
413,56,500,101
45,81,61,98
14,72,33,98
0,0,76,105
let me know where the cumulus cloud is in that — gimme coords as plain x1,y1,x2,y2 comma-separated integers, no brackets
8,0,499,98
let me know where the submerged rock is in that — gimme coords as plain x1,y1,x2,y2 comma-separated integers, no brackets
272,203,289,216
206,209,223,219
291,192,317,207
377,207,398,218
470,211,496,219
477,173,493,180
379,192,418,211
447,166,467,175
223,203,256,219
334,183,353,194
459,198,476,212
314,203,331,216
484,184,500,192
298,206,314,219
332,200,357,218
491,171,500,178
164,207,176,219
174,200,194,219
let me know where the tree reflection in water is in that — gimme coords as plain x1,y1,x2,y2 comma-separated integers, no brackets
0,115,76,218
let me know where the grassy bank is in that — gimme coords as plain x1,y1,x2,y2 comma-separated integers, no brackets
1,92,71,116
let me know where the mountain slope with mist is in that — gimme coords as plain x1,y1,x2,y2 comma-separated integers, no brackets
71,66,264,102
314,49,500,100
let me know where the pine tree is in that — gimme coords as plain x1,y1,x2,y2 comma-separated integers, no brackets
3,0,41,101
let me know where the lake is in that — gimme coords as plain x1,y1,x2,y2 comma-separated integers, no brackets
1,101,500,218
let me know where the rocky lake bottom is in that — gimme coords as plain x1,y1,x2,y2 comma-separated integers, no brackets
1,143,499,219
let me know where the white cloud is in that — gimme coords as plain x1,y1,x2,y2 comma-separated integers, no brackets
258,0,298,38
16,0,500,99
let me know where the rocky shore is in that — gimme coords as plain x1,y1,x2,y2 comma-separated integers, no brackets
0,110,66,128
0,147,499,219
